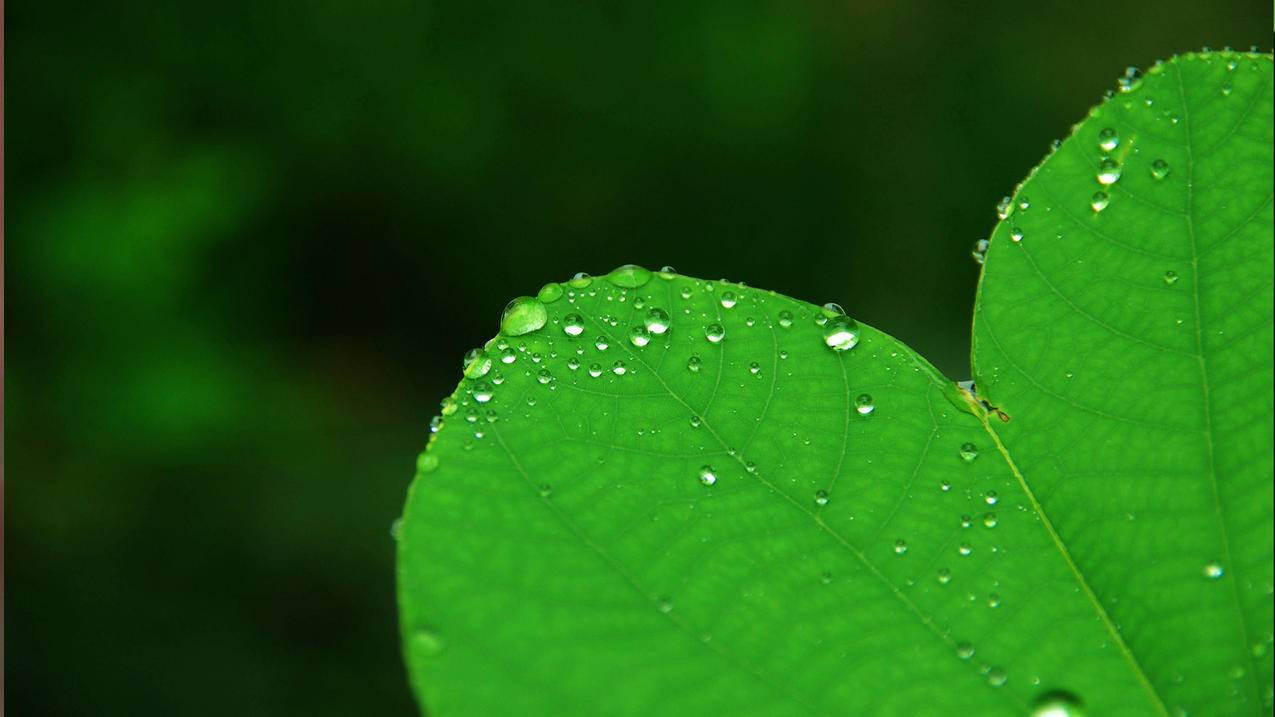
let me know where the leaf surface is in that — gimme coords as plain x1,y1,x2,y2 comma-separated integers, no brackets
972,51,1274,715
399,52,1274,716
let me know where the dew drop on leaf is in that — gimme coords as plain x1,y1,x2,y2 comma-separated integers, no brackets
777,310,794,328
562,313,585,337
1090,191,1110,213
959,442,979,462
1096,158,1122,185
629,325,652,347
855,394,875,415
606,264,653,288
719,291,737,309
1151,159,1171,180
687,355,702,373
823,316,861,351
705,323,725,344
814,490,830,507
1204,562,1225,579
569,271,593,289
1030,690,1086,717
462,348,492,379
698,465,717,486
644,308,670,334
1098,127,1119,151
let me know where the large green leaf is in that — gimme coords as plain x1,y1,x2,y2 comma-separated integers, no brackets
972,52,1274,715
399,51,1273,716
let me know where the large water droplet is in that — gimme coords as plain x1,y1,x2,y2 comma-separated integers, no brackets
1030,690,1085,717
607,264,652,288
537,282,564,304
645,308,671,334
823,316,861,351
705,323,726,344
501,296,549,336
657,265,678,280
568,272,593,289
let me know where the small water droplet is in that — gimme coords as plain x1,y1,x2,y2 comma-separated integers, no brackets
719,291,737,309
644,308,671,335
937,568,952,584
749,362,762,376
1018,197,1031,211
814,490,830,507
657,597,674,613
820,571,834,585
983,512,998,528
1221,82,1233,96
588,362,603,378
855,394,875,415
629,325,652,347
562,313,586,337
959,442,979,462
705,323,726,344
956,642,975,660
1163,270,1179,285
1010,227,1025,243
940,480,952,492
612,360,627,375
996,196,1013,220
1098,127,1119,151
1096,158,1122,185
987,668,1007,687
987,593,1001,608
698,465,717,486
972,239,990,265
417,452,440,475
1090,191,1110,213
958,543,973,556
1204,562,1225,579
687,355,703,372
569,271,593,289
984,491,999,505
473,382,494,403
777,310,794,328
537,369,554,385
462,348,493,379
595,335,610,351
690,415,702,428
657,265,678,279
1151,159,1171,180
823,316,861,351
894,539,908,555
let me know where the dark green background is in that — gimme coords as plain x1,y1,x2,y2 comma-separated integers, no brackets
4,1,1269,714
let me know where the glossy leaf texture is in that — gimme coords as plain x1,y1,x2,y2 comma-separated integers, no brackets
973,51,1274,716
400,53,1274,716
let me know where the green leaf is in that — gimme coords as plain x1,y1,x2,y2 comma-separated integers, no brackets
972,52,1274,715
399,52,1273,716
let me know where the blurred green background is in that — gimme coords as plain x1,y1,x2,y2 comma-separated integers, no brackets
4,1,1269,713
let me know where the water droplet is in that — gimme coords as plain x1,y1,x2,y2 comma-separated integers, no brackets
429,415,444,433
687,355,702,372
629,325,652,347
607,264,652,288
1118,66,1142,92
1098,127,1119,151
987,593,1001,608
987,668,1007,687
940,480,952,492
820,571,834,585
1163,270,1179,285
588,362,603,378
1151,159,1171,180
595,335,610,351
982,512,998,528
472,382,494,403
612,360,627,375
822,302,846,317
657,597,674,613
563,313,586,337
499,347,517,364
823,316,861,351
1090,191,1110,213
958,543,973,556
1221,82,1233,96
1096,158,1122,185
749,362,762,376
937,568,952,584
569,271,593,289
705,323,725,344
417,452,440,475
690,415,702,428
538,483,553,498
996,196,1013,220
959,442,979,462
984,491,999,506
1204,562,1225,579
698,465,717,486
644,308,671,334
814,490,830,507
956,642,975,660
1009,226,1025,244
537,369,554,385
1030,690,1084,717
537,282,564,304
778,310,794,328
972,239,990,265
852,394,876,415
462,348,493,379
719,291,737,309
1018,196,1031,211
894,539,908,555
960,515,973,529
